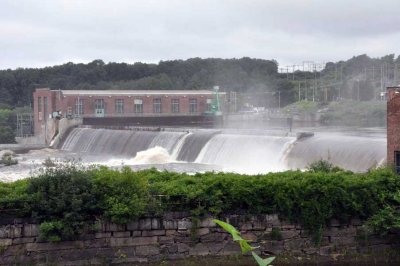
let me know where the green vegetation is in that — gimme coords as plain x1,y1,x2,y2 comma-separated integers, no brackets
91,166,151,224
0,164,399,241
284,100,319,114
283,100,386,127
1,54,398,113
0,108,16,143
0,58,281,107
214,219,275,266
39,221,64,242
27,165,100,240
307,159,343,173
366,190,400,236
319,100,386,127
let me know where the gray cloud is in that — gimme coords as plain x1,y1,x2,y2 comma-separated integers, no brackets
0,0,399,69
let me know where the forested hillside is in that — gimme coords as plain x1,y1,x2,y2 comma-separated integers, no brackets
0,54,399,109
0,58,281,108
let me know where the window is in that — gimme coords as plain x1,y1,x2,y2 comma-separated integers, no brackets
134,99,143,113
95,99,105,117
153,98,161,113
67,107,72,118
395,151,400,174
43,97,48,119
38,97,42,113
115,99,124,114
95,99,105,109
171,99,180,113
75,98,84,116
206,98,213,111
189,98,198,113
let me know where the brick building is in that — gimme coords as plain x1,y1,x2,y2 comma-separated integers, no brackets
387,86,400,171
33,88,225,136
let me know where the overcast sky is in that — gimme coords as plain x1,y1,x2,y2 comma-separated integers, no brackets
1,0,400,70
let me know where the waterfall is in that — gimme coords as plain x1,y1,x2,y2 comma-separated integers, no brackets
285,134,386,172
196,134,295,174
60,127,386,173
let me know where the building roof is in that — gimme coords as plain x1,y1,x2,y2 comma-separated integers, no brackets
59,90,225,96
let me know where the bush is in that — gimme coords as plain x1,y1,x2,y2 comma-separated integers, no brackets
26,165,100,240
91,166,151,224
0,126,15,144
366,206,400,235
39,221,64,242
150,167,400,231
366,190,400,235
1,165,400,241
0,179,30,217
307,159,343,173
0,109,16,144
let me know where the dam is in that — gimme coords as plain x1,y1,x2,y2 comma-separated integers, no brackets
59,127,386,174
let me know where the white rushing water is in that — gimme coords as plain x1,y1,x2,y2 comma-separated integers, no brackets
0,127,387,182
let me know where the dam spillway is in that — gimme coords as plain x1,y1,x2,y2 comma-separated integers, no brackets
60,127,386,173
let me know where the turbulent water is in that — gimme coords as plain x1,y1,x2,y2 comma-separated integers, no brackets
59,127,386,174
0,127,387,182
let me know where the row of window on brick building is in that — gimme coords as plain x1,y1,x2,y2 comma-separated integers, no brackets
36,97,201,116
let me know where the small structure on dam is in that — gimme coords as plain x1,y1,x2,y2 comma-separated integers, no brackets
33,88,225,140
387,85,400,172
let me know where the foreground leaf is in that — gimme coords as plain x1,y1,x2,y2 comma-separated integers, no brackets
213,219,240,235
239,239,255,253
252,251,275,266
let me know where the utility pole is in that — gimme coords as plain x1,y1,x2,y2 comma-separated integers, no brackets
313,65,316,102
381,64,384,93
372,65,375,80
298,82,301,101
335,64,338,81
278,91,281,109
325,87,328,102
286,67,289,80
305,84,308,101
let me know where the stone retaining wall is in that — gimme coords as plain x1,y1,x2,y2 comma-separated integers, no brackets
0,213,398,265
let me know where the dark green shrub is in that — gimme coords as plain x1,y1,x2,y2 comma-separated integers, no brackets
366,206,400,235
0,179,30,217
307,159,342,173
91,166,150,224
1,165,400,241
26,165,100,240
0,126,15,144
39,221,64,242
367,190,400,235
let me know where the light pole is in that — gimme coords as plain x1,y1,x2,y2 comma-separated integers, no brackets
356,79,360,101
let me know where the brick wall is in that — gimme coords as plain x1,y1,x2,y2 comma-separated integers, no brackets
33,88,226,137
0,213,398,265
387,86,400,166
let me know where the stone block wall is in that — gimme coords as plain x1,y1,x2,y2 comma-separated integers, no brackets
0,213,398,265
